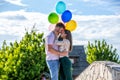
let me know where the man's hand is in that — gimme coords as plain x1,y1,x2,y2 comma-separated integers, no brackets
59,51,68,56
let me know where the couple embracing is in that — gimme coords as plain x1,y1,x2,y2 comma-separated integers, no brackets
45,22,73,80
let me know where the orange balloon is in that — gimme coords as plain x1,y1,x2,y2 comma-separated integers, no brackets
65,20,77,32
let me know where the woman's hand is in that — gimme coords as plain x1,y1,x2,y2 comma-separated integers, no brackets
61,33,67,39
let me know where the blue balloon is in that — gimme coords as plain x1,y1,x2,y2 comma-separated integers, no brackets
56,1,66,14
61,10,72,23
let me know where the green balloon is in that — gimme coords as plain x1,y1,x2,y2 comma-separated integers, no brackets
48,12,59,24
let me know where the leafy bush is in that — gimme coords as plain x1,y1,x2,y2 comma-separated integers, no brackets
0,30,48,80
86,40,120,64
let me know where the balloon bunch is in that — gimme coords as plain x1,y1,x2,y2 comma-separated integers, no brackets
48,1,77,32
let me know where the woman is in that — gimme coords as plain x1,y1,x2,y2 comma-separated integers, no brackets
55,29,73,80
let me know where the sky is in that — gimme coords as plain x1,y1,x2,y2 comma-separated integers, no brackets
0,0,120,57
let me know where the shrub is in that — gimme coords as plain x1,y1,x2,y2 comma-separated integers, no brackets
86,40,120,64
0,30,48,80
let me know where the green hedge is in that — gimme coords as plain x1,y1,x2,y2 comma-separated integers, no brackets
0,30,48,80
86,40,120,64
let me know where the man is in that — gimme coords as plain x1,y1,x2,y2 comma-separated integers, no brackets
45,22,67,80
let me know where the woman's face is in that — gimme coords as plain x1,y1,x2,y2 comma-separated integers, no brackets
59,29,67,38
59,27,64,33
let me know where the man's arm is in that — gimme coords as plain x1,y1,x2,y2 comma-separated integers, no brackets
48,44,68,56
46,33,67,56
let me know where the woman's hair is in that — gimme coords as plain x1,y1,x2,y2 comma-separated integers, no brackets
55,22,65,29
65,30,73,52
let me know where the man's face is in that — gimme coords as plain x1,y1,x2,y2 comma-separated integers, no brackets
54,26,60,32
59,27,64,33
54,27,64,34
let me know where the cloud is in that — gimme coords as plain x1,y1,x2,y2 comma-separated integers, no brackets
73,15,120,39
0,10,120,55
82,0,120,14
0,10,49,41
72,14,120,55
109,0,120,6
83,0,108,4
67,3,73,6
4,0,27,6
0,34,19,41
0,0,6,5
0,14,26,20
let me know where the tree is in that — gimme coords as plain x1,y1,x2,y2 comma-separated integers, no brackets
0,29,48,80
86,40,120,64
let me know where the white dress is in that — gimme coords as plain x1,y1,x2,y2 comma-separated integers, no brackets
55,39,70,57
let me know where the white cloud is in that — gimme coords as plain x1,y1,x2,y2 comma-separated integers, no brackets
0,10,120,55
67,3,73,6
0,10,50,44
72,15,120,40
83,0,108,4
5,0,27,6
72,14,120,55
82,0,120,14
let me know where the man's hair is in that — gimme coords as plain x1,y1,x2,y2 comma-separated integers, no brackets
55,22,65,29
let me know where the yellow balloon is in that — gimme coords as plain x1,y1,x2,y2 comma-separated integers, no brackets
65,20,77,32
